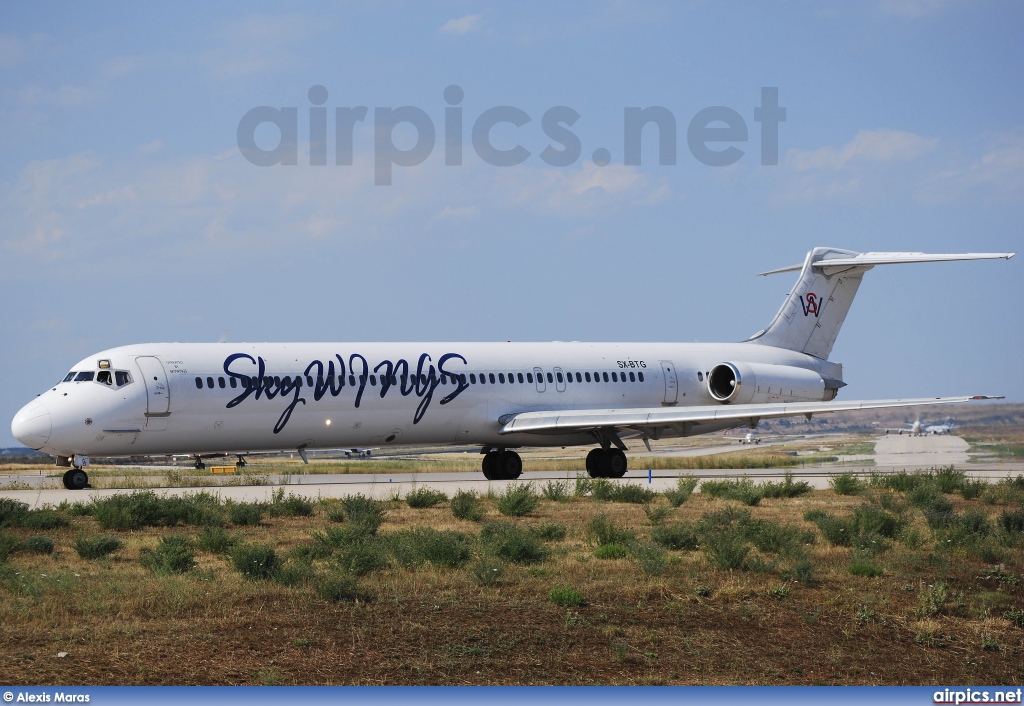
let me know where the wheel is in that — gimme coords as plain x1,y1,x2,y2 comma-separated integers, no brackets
499,451,523,480
64,469,88,490
586,448,606,478
481,452,499,480
606,449,627,478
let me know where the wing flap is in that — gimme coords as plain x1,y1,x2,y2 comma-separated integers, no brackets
498,396,1002,435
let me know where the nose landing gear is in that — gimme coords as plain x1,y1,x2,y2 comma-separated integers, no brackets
62,468,89,490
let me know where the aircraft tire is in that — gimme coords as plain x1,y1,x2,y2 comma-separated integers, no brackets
64,469,88,490
586,448,606,478
499,451,523,480
607,449,627,478
481,452,499,480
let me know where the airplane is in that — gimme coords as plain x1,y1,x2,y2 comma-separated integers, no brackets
883,418,956,436
739,432,762,445
343,448,378,459
10,246,1013,490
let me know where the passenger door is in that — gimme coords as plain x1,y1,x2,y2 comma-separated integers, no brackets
136,356,170,430
660,360,678,406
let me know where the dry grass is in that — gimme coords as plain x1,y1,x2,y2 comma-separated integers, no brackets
1,477,1023,686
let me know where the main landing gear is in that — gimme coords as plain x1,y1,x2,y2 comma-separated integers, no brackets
586,448,627,478
62,468,89,490
481,450,523,481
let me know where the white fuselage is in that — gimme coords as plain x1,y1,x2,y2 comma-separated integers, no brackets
14,341,840,459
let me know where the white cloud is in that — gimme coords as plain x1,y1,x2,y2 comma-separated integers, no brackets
202,14,317,79
919,128,1024,203
787,129,938,171
497,161,670,215
439,14,483,36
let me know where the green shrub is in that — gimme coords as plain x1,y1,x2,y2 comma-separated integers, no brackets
313,524,372,550
608,484,657,504
90,491,225,530
139,535,196,574
1004,608,1024,628
388,528,473,569
325,507,347,523
701,478,762,506
405,486,448,509
18,510,68,531
231,544,281,580
480,522,546,565
17,536,54,555
74,534,122,559
746,519,812,555
643,504,671,525
701,530,750,570
451,490,484,522
631,541,668,575
549,587,585,607
62,501,92,517
469,557,505,586
541,480,570,502
960,478,986,500
810,513,857,547
829,473,865,496
228,502,264,526
336,538,390,576
574,475,594,497
497,483,539,517
999,508,1024,534
853,505,904,538
315,572,366,602
337,494,387,532
0,498,29,527
274,561,314,587
0,532,18,563
267,489,315,517
197,526,236,554
849,562,883,577
760,472,812,499
532,523,567,541
934,466,966,494
651,523,699,551
594,543,629,559
585,513,635,547
664,476,699,507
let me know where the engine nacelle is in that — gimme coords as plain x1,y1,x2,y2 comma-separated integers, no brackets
707,362,834,404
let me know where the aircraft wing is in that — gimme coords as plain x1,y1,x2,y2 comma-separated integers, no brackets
498,396,1001,436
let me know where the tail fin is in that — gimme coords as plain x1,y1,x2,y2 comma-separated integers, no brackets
746,247,1015,360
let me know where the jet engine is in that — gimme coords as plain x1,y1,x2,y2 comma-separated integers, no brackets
707,362,838,404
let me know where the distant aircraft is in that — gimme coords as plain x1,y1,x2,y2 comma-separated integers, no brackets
343,448,378,459
884,418,956,436
738,432,762,445
11,247,1012,489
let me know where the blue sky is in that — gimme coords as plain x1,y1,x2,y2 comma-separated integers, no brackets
1,1,1021,447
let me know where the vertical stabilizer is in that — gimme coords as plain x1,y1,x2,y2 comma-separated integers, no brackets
746,247,1014,360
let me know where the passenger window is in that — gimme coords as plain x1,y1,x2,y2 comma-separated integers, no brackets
316,375,325,386
602,372,609,382
207,377,214,388
489,373,496,384
230,377,237,388
556,372,563,383
75,371,95,382
638,372,645,382
527,372,533,383
218,377,226,389
63,372,76,382
585,372,591,382
306,375,313,386
97,370,113,385
629,372,636,382
195,377,203,389
575,372,581,382
698,371,703,381
546,372,553,383
498,373,505,384
470,373,477,384
565,371,572,383
370,375,377,386
611,372,617,382
518,373,524,383
349,375,356,386
459,374,467,385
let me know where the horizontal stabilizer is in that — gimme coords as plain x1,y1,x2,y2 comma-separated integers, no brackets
758,251,1014,277
498,395,1002,436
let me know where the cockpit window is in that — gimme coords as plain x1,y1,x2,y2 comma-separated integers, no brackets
115,371,133,386
97,370,113,385
63,372,76,382
74,371,95,382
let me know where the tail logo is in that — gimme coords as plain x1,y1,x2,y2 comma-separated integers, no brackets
800,292,820,317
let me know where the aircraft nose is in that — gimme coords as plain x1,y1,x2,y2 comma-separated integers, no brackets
11,400,51,450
